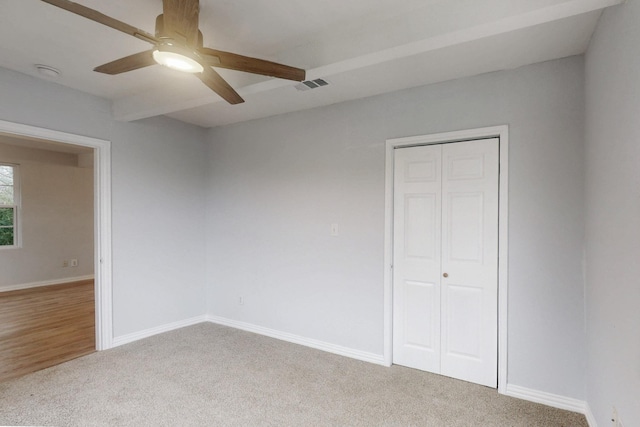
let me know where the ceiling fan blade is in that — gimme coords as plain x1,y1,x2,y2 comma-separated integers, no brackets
200,48,306,82
198,67,244,105
40,0,159,44
94,51,156,75
161,0,200,46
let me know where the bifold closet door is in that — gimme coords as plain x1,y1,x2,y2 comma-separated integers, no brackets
392,138,499,387
392,144,443,373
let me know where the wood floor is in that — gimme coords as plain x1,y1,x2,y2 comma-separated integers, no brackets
0,280,95,383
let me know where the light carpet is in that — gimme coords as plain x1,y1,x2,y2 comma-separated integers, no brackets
0,323,588,426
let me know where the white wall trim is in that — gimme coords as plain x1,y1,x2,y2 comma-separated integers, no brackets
0,119,113,350
100,312,596,424
111,315,208,348
505,384,587,415
584,403,597,427
384,125,510,391
207,315,386,366
0,275,95,293
111,313,385,364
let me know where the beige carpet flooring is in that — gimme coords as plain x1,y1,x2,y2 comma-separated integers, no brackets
0,323,588,426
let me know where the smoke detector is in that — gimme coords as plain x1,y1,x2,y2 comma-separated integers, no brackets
35,64,61,78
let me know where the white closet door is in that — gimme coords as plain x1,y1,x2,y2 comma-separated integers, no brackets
440,138,499,387
392,144,442,372
392,138,499,388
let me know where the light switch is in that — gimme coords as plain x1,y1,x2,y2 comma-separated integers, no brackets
331,223,339,236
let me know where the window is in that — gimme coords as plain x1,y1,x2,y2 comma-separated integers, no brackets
0,163,19,247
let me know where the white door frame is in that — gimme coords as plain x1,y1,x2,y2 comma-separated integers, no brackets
384,125,509,393
0,119,113,350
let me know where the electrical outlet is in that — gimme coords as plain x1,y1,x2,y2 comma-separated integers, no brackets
62,260,69,268
70,259,78,267
611,406,624,427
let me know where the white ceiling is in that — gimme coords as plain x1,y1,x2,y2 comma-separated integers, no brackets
0,0,622,128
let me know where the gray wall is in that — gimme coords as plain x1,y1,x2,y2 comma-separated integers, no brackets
0,49,595,404
0,143,94,287
206,56,586,399
0,67,209,338
585,0,640,425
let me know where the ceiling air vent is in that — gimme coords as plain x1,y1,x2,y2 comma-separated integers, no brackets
295,78,330,91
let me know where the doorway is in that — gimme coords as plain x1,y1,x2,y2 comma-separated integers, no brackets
0,119,113,351
383,126,509,392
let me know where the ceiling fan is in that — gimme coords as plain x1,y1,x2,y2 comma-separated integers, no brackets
40,0,307,105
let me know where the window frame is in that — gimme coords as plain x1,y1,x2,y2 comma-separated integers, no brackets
0,162,21,249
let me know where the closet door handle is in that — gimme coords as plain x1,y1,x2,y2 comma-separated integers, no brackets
443,273,449,278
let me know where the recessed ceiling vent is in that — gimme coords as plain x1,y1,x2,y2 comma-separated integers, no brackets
295,78,330,91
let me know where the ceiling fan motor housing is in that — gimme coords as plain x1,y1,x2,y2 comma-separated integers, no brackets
153,12,205,73
155,0,200,47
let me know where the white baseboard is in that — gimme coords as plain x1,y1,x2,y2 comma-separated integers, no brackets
108,314,386,369
111,315,208,348
206,315,386,366
104,315,596,426
504,384,587,415
104,314,595,426
0,275,95,293
584,403,597,427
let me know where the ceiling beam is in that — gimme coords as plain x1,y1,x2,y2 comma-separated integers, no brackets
112,0,623,123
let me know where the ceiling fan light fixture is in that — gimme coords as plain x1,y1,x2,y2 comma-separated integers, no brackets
152,44,204,73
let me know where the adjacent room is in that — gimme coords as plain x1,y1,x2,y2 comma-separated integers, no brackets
0,0,638,426
0,137,95,382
